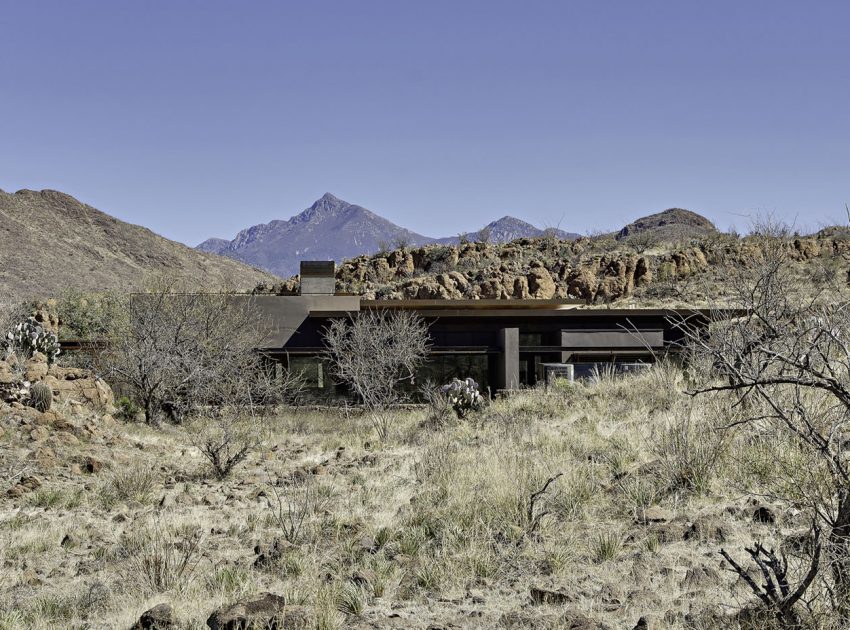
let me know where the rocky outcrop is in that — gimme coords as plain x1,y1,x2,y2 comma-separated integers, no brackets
0,353,114,411
255,229,850,306
206,593,311,630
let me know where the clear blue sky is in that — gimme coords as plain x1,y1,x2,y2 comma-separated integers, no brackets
2,0,848,245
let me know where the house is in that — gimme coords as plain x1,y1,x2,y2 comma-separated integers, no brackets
253,262,712,399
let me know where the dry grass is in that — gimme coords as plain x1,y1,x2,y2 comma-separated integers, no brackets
0,366,839,628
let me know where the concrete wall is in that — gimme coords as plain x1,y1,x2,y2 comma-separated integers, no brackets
497,327,519,390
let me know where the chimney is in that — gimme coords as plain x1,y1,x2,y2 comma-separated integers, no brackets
299,260,336,295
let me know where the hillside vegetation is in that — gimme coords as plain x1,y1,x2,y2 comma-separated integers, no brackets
0,365,808,629
0,189,277,299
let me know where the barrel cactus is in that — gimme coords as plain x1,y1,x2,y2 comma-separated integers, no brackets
29,381,53,412
441,377,484,418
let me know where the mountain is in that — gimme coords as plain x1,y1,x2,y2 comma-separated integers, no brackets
435,216,580,244
0,189,277,299
617,208,717,241
197,193,433,278
199,194,580,276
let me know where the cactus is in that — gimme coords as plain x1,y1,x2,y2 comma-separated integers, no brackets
5,317,60,364
29,381,53,412
441,377,484,418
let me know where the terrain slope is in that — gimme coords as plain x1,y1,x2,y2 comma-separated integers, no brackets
0,189,277,299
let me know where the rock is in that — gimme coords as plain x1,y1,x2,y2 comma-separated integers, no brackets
635,507,672,524
527,268,556,299
206,593,311,630
351,569,377,590
683,515,728,543
752,506,776,524
512,276,530,299
681,566,720,590
25,352,49,381
477,279,505,299
21,568,42,586
131,603,175,629
530,586,572,605
359,536,378,553
29,426,49,441
60,533,79,549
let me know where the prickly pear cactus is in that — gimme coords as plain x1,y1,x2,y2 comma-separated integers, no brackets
29,381,53,412
5,317,60,364
441,377,484,418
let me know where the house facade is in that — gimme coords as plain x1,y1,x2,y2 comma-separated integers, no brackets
252,262,710,399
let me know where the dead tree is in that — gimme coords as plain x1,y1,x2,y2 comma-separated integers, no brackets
721,524,821,628
323,309,430,439
675,222,850,618
103,278,274,424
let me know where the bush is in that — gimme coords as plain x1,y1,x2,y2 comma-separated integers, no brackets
125,522,203,593
115,396,141,422
189,410,267,479
56,289,123,341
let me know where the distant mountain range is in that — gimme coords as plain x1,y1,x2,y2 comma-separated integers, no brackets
198,193,580,277
0,186,724,301
0,189,276,299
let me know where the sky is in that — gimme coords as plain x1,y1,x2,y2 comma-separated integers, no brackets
1,0,849,245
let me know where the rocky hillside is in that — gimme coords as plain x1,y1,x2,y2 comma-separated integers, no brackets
617,208,717,241
435,216,579,245
0,189,277,300
198,193,579,277
259,221,850,307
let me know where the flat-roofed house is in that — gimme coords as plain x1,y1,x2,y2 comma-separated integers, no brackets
252,261,712,399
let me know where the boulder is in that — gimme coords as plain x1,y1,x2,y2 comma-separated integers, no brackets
206,593,311,630
25,353,49,381
527,268,556,299
131,603,175,629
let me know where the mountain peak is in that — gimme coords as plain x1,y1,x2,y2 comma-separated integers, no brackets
617,208,716,240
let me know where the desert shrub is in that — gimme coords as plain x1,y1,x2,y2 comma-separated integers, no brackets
100,465,158,507
336,582,369,616
441,377,484,418
324,309,430,440
56,289,123,340
114,396,141,421
420,382,455,427
103,280,271,424
591,530,624,562
652,409,728,495
125,522,204,593
265,473,335,545
189,410,267,479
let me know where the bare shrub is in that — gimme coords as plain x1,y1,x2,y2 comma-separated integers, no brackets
265,473,335,545
324,309,430,439
651,408,728,495
103,278,269,424
420,381,455,428
677,218,850,619
189,410,267,479
125,522,204,593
